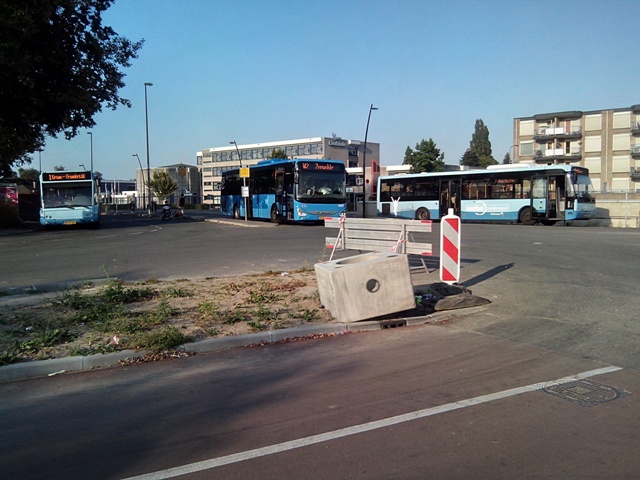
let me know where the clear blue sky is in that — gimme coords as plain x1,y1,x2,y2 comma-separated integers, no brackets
38,0,640,180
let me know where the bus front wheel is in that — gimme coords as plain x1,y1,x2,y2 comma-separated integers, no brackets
519,207,536,225
415,208,430,221
233,205,240,219
270,205,281,224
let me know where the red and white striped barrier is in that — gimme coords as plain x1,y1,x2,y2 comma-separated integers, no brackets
440,209,461,284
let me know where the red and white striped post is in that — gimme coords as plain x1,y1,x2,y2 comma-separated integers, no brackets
440,208,461,284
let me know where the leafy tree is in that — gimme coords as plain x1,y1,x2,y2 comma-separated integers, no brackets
0,0,144,175
150,171,177,202
502,152,512,164
403,139,445,173
269,148,288,159
461,119,497,168
17,168,40,181
53,165,66,171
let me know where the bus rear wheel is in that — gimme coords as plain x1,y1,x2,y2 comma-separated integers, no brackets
519,207,536,225
233,205,240,219
415,208,430,221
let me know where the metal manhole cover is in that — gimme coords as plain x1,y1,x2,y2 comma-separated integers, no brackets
543,379,632,407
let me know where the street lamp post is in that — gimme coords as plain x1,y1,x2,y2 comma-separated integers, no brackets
230,140,247,221
362,104,378,218
133,153,145,211
144,82,153,214
87,132,93,171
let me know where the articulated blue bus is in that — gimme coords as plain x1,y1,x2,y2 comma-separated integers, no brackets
377,164,596,225
221,158,347,222
39,171,101,227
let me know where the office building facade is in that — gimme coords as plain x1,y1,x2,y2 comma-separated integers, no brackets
513,104,640,192
197,136,380,206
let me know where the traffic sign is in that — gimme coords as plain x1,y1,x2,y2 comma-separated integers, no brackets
240,167,250,178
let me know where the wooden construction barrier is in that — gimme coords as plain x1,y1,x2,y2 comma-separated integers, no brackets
324,215,433,263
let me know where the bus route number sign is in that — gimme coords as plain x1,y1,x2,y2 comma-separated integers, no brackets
240,167,250,178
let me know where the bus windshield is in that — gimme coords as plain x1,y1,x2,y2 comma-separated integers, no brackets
297,171,346,202
570,173,594,198
43,183,94,208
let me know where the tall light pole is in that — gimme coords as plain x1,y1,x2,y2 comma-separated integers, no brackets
230,140,242,167
230,140,247,221
133,153,145,210
79,164,87,170
87,132,93,171
362,104,378,218
144,82,153,214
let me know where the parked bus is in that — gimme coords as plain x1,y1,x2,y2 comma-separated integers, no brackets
377,164,596,225
39,171,100,227
221,158,347,222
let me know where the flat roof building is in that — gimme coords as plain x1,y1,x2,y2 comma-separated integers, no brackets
197,136,380,205
513,104,640,192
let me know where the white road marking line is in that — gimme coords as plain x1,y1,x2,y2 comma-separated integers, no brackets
120,366,622,480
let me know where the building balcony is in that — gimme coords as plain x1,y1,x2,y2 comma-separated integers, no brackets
534,149,582,162
631,122,640,135
631,168,640,180
533,126,582,141
631,145,640,158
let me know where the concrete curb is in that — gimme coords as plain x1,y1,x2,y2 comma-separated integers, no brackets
0,278,112,299
203,218,277,228
0,309,470,383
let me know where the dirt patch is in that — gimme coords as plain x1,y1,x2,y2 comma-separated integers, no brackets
0,269,335,364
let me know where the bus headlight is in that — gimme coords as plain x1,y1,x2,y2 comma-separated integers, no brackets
296,207,307,217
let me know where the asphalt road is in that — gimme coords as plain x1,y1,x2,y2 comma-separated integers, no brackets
1,215,639,479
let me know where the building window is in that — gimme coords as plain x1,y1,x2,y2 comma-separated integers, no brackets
584,136,601,153
612,155,630,173
584,157,601,174
519,120,534,136
613,112,630,129
585,114,602,131
612,134,630,151
519,142,534,156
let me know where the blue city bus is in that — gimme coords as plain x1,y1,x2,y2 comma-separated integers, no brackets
39,171,100,228
377,164,596,225
221,158,347,222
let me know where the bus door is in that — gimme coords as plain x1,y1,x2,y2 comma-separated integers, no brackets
532,174,566,220
439,179,461,217
274,168,285,219
531,175,549,220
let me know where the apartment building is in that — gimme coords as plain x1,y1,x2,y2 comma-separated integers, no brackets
513,104,640,192
197,136,380,206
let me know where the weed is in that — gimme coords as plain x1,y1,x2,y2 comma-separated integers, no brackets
56,291,95,310
247,321,264,332
130,326,186,352
73,302,126,326
249,285,278,304
0,350,18,366
253,306,275,322
164,287,193,298
299,309,319,322
197,300,219,320
222,310,247,325
101,280,155,304
149,300,174,323
14,329,76,354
